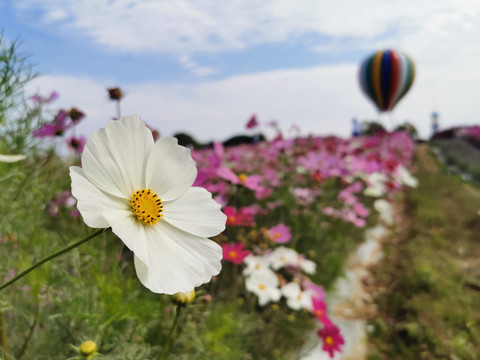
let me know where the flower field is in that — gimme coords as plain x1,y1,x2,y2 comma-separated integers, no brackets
0,38,420,359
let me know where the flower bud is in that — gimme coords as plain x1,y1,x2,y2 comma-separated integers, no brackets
107,87,123,100
172,289,195,305
79,340,97,356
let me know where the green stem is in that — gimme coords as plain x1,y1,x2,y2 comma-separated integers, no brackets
0,228,108,292
159,305,182,360
0,310,9,357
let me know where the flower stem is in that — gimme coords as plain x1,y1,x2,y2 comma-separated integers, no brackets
159,304,182,360
0,310,9,357
0,228,108,292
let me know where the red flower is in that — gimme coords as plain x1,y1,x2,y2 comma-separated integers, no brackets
221,243,251,264
318,324,345,358
223,206,256,227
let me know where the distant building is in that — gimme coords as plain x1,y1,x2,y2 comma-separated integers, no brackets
351,118,361,137
431,112,439,135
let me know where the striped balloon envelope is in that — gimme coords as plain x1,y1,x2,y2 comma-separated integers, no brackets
359,49,415,112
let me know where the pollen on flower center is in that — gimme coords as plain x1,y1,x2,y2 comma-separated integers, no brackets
130,188,163,225
325,336,334,345
238,173,248,182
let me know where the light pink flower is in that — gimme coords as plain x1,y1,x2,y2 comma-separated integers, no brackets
266,224,292,244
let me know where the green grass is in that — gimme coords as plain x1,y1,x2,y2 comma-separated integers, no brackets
367,146,480,359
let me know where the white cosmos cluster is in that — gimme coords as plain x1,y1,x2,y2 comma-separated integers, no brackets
362,166,418,198
243,246,317,309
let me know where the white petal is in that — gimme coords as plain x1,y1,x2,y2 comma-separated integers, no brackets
133,221,222,294
0,154,26,163
103,210,151,267
163,187,226,237
145,137,197,202
81,115,153,198
70,166,125,228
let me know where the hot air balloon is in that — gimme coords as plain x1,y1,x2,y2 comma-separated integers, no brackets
359,49,415,112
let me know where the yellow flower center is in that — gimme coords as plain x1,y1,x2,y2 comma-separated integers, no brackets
130,188,163,225
228,251,237,258
255,264,261,270
314,309,323,317
258,283,266,291
238,173,248,182
275,232,281,238
325,336,334,346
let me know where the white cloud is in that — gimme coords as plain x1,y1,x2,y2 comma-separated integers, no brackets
179,56,217,77
14,0,480,58
26,56,480,144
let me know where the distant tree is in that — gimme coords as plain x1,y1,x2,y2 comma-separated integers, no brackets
222,133,265,147
173,132,199,148
362,121,386,136
394,122,418,140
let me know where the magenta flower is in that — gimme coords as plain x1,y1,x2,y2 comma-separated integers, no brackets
245,114,259,129
33,110,70,138
318,324,345,358
312,297,332,326
66,136,86,154
31,91,59,104
224,206,256,227
266,224,292,243
221,243,251,264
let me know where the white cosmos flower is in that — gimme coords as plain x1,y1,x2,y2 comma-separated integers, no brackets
242,254,271,277
70,115,226,294
245,268,281,306
281,282,314,311
298,255,316,275
394,165,418,188
268,246,299,270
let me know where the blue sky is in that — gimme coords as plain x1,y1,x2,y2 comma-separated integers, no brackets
1,0,479,142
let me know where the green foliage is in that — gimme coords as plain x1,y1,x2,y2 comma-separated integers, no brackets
368,146,480,359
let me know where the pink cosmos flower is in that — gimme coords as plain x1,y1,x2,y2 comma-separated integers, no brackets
221,243,251,264
217,167,265,193
224,206,256,227
353,202,369,218
33,110,71,138
31,91,59,104
266,224,292,244
318,324,345,358
246,114,259,129
255,187,273,199
66,136,86,154
48,190,78,217
312,297,332,326
304,281,326,301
